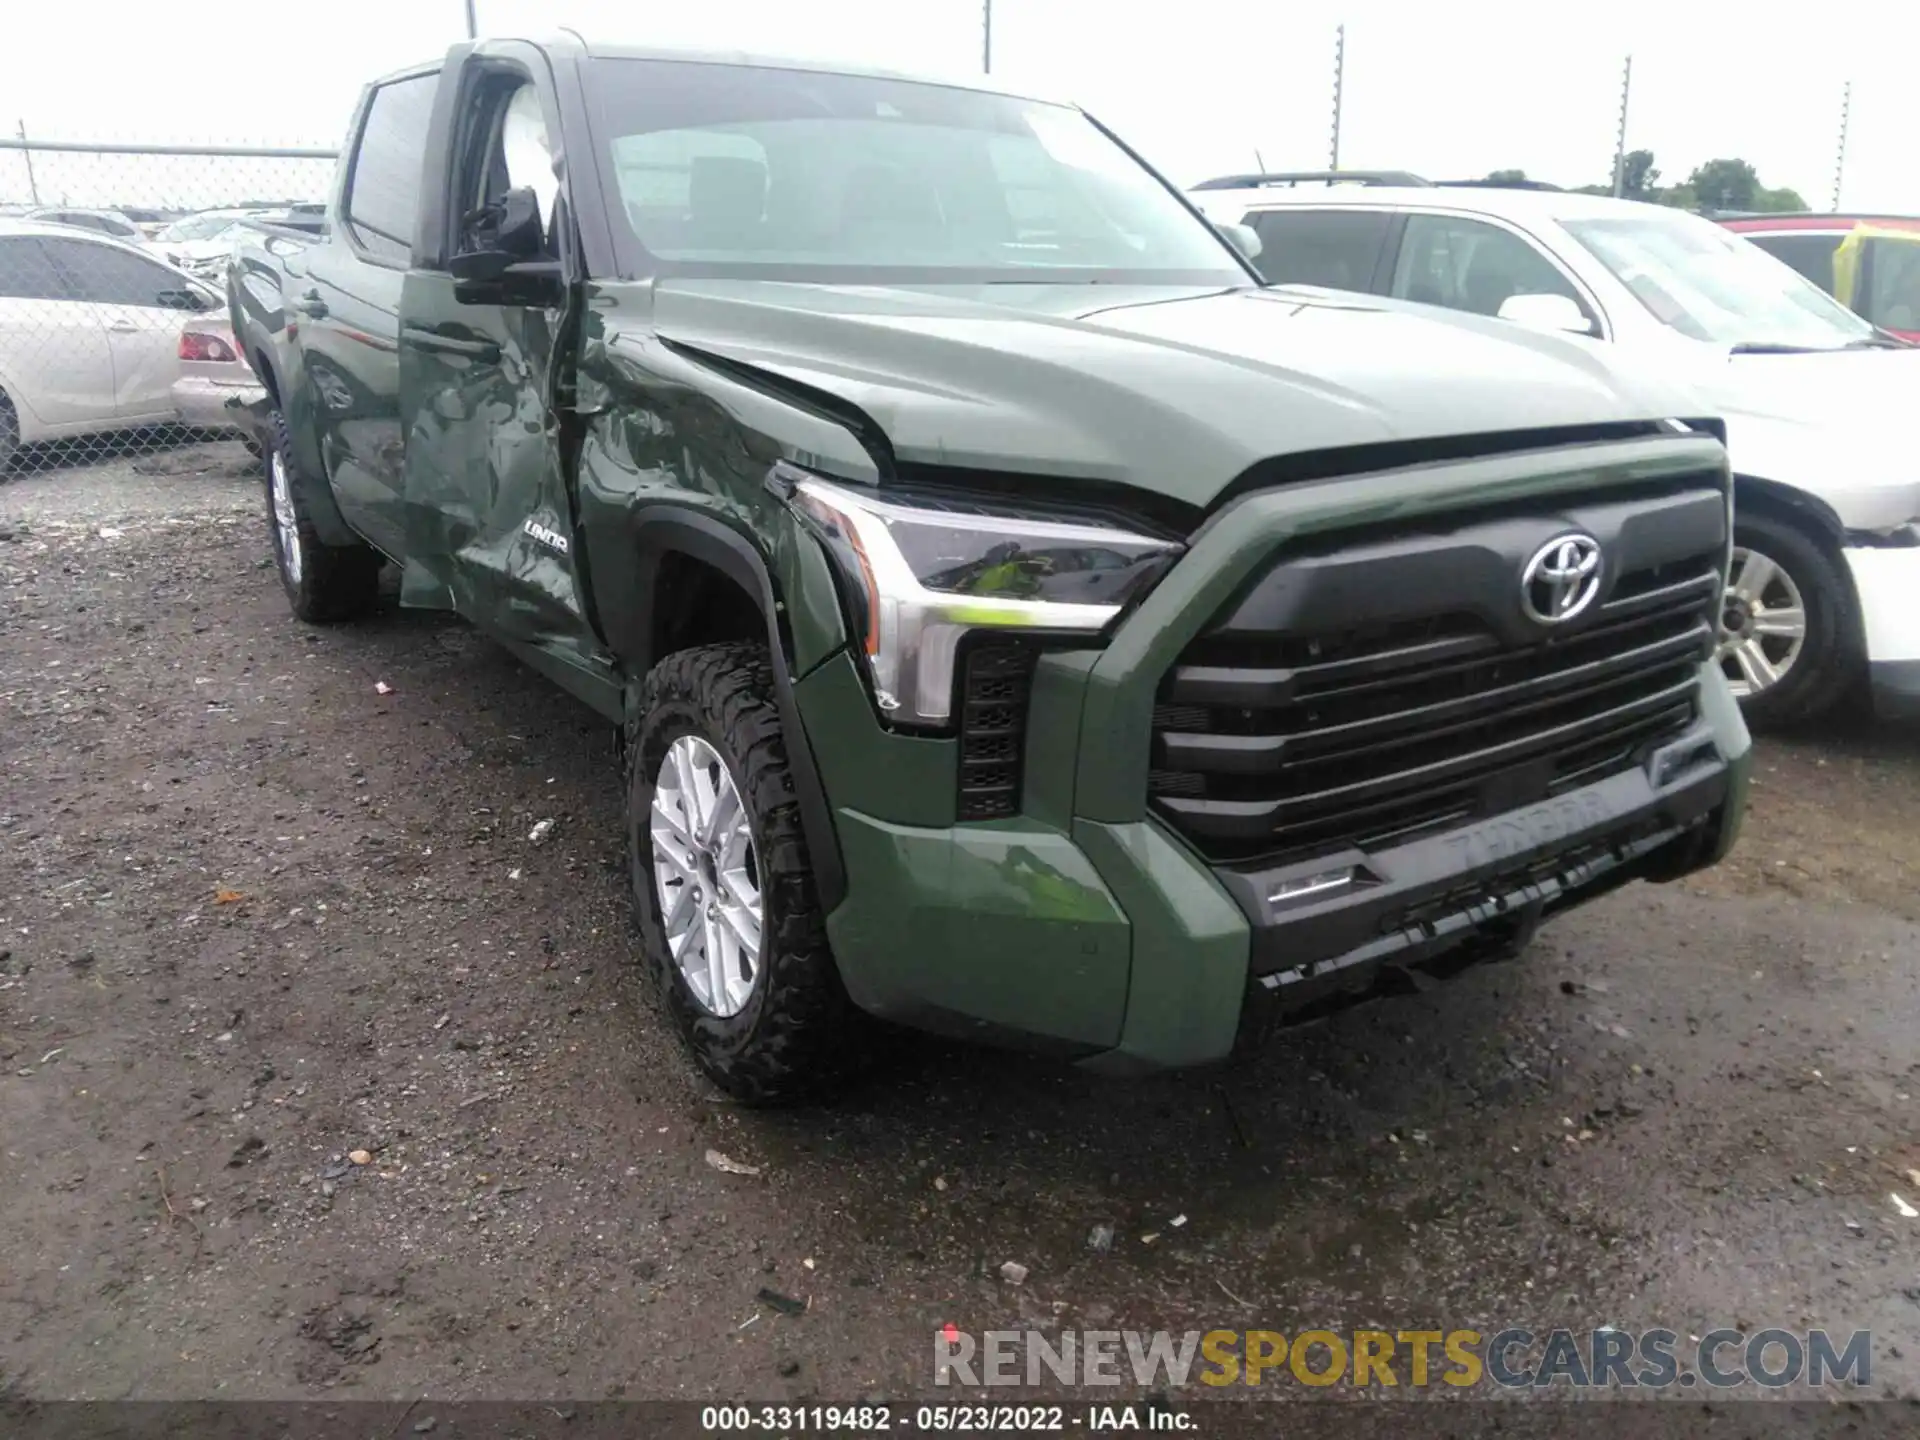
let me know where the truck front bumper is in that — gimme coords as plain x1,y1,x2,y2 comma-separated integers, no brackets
800,433,1751,1074
1844,541,1920,720
816,664,1746,1073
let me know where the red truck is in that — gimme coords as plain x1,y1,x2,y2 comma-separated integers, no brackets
1721,214,1920,341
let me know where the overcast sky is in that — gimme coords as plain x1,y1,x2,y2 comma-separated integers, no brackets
4,0,1915,211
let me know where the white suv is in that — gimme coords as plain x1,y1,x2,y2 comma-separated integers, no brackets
1190,173,1920,727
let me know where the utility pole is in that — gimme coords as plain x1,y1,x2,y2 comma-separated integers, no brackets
1610,55,1633,197
1328,24,1345,170
16,120,39,205
1831,80,1851,211
464,0,477,38
982,0,992,73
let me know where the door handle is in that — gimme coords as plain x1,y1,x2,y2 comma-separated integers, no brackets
400,325,501,363
293,289,328,319
108,319,140,333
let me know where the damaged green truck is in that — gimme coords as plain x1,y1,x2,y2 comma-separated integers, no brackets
229,37,1750,1102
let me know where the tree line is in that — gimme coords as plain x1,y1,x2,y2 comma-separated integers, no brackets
1479,151,1810,213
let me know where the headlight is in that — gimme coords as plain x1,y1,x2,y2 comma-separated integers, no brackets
781,463,1183,729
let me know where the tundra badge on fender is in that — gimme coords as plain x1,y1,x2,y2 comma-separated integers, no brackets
523,519,569,554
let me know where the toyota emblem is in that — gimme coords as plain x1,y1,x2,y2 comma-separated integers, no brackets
1521,533,1603,625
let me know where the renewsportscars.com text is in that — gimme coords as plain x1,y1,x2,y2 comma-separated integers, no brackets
934,1326,1872,1390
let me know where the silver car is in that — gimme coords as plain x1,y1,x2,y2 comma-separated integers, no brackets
172,311,264,445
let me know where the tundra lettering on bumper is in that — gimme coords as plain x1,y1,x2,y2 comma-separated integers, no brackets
804,435,1750,1073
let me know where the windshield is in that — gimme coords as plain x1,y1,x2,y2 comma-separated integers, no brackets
159,213,243,243
1564,210,1877,349
586,58,1244,285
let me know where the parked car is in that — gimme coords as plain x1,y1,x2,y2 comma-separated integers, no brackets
0,218,226,469
1719,214,1920,341
173,312,265,448
148,208,270,268
230,39,1748,1102
1192,175,1920,726
120,206,181,240
26,206,145,241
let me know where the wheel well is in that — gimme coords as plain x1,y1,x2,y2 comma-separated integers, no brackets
651,550,766,663
1733,474,1846,549
1732,472,1867,657
251,349,281,407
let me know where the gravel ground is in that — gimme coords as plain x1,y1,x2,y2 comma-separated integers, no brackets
3,445,1918,1418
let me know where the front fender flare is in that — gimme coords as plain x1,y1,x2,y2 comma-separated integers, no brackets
617,506,848,912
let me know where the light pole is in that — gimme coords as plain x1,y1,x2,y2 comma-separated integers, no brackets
982,0,992,74
464,0,477,38
1610,55,1632,198
1328,25,1345,170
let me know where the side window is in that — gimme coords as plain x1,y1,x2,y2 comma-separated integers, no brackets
1746,233,1842,295
344,73,439,263
1390,214,1589,321
499,84,560,239
0,237,70,299
1244,209,1391,292
463,80,563,256
41,238,186,307
1864,238,1920,332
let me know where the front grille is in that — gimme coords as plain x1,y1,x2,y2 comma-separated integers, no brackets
956,643,1037,821
1150,553,1720,864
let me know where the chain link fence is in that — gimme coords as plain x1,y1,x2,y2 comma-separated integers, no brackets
0,138,337,477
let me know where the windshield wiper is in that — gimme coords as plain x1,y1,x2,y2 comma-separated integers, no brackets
1727,341,1827,354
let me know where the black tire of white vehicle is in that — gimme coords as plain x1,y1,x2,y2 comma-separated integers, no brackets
626,642,867,1105
265,408,381,623
1724,510,1857,728
0,389,19,475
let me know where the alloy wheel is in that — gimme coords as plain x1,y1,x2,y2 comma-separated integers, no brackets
649,734,762,1017
1717,545,1807,698
269,449,304,585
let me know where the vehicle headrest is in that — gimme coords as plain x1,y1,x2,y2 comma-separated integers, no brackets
688,156,767,228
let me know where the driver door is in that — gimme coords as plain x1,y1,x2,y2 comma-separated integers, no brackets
397,59,594,670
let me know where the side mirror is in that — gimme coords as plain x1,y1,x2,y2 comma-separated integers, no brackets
450,186,562,307
1214,221,1264,263
1497,292,1595,335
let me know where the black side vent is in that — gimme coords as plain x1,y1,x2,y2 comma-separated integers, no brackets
956,644,1038,821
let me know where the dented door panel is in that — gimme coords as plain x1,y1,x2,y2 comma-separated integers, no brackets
397,271,593,662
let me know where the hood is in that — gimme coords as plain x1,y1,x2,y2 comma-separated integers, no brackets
627,280,1695,508
1698,348,1920,531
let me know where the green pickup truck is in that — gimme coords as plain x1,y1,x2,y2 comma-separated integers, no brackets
228,37,1750,1102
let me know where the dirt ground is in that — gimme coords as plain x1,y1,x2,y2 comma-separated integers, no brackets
2,444,1918,1416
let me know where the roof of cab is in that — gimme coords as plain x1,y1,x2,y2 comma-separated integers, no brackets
374,35,1069,108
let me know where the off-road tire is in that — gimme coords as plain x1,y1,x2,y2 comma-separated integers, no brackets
0,389,19,475
626,642,867,1104
265,407,381,623
1726,510,1856,728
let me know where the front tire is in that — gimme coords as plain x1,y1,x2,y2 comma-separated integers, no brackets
626,642,865,1104
265,408,380,623
1717,510,1857,727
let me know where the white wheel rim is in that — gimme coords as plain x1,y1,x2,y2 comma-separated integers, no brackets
1716,545,1807,698
269,449,303,585
650,734,762,1018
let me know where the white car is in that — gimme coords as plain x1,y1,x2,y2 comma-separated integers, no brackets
0,218,229,470
146,208,271,274
1190,175,1920,725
